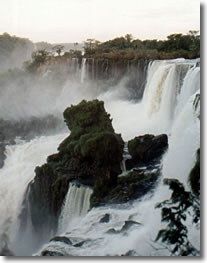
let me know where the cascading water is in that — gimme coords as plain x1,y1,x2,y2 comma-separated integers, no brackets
36,58,200,256
58,183,93,233
0,133,67,255
0,57,200,256
80,58,87,84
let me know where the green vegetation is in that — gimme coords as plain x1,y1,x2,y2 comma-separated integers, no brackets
17,30,199,74
24,49,50,73
91,169,160,207
155,171,200,255
83,31,200,60
52,44,64,56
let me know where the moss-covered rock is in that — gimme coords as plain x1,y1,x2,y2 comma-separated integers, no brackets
90,169,160,207
29,99,124,232
126,134,168,169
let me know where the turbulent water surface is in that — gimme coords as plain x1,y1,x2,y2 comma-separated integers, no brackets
0,58,200,256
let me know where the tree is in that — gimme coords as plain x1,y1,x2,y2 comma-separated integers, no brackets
132,39,144,49
83,39,100,55
52,45,64,56
25,49,50,72
155,178,200,256
125,34,133,43
31,49,50,62
188,30,199,37
84,39,100,49
64,49,82,58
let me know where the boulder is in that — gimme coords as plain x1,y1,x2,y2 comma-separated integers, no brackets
28,99,124,232
99,214,110,223
90,169,160,207
126,134,168,169
50,236,72,245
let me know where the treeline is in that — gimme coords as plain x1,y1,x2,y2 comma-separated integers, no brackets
83,31,200,60
0,31,199,73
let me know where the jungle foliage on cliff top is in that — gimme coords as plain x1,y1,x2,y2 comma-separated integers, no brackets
83,31,200,60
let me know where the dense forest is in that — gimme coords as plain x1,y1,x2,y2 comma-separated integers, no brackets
83,31,200,59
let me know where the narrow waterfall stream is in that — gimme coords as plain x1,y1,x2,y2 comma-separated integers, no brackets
58,183,93,233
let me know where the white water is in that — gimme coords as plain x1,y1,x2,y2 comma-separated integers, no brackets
101,58,199,140
37,58,200,256
58,183,93,233
0,58,200,256
0,133,67,253
80,58,87,84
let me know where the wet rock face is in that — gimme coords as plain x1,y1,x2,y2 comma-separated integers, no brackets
29,99,124,232
126,134,168,169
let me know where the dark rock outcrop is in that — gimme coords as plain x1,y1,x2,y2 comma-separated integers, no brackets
99,214,110,223
106,220,141,234
126,134,168,169
189,148,200,195
91,169,160,207
29,99,124,232
50,236,72,245
41,250,65,256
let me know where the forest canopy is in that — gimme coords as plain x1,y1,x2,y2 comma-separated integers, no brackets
83,31,200,59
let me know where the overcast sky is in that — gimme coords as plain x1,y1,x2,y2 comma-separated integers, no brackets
0,0,200,43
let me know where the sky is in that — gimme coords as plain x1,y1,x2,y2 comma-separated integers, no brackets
0,0,200,43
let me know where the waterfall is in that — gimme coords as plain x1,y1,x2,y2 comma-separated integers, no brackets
103,58,199,140
91,58,95,80
162,91,200,187
71,58,80,78
175,65,200,116
0,57,200,256
58,183,93,233
142,59,192,130
120,142,131,176
38,58,200,256
80,58,87,84
0,133,66,255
